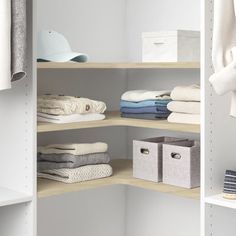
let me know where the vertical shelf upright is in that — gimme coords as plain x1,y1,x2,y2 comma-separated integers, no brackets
0,0,36,235
202,0,236,235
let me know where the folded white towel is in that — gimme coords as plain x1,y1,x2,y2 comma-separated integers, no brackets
167,101,200,114
38,95,107,115
38,142,108,156
0,0,11,90
168,113,200,125
121,90,171,102
38,164,113,183
171,85,200,102
37,113,105,124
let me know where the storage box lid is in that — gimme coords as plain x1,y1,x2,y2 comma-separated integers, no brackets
142,30,200,38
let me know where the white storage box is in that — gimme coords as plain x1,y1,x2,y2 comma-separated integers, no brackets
163,140,200,188
142,30,200,62
133,137,187,182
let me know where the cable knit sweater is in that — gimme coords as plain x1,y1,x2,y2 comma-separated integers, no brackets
209,0,236,117
38,95,107,115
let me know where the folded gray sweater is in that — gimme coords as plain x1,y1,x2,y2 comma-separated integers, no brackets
37,152,110,171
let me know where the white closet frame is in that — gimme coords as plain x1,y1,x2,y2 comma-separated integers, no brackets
202,0,236,235
0,0,235,235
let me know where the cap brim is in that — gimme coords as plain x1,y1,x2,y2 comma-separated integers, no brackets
38,52,88,62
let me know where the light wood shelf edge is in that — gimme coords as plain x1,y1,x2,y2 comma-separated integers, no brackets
38,159,200,200
37,112,200,133
37,62,200,69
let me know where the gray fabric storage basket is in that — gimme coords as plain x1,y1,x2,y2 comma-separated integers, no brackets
163,140,200,188
133,137,187,182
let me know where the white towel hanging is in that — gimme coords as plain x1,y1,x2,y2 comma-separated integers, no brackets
209,0,236,117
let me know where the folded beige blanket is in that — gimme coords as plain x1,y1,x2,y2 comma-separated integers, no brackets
121,90,171,102
38,95,107,115
168,112,200,125
38,142,108,156
171,85,200,101
167,101,200,114
38,164,113,183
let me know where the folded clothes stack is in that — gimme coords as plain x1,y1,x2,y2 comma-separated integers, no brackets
37,95,107,124
167,85,200,125
37,142,113,183
120,90,171,120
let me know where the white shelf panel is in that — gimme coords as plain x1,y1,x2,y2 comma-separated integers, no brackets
205,194,236,210
0,187,32,207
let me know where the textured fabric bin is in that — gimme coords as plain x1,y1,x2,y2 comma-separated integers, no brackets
142,30,200,62
133,137,187,182
163,140,200,188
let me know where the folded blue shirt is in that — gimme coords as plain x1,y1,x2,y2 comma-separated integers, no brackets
120,106,170,114
121,113,169,120
120,99,171,108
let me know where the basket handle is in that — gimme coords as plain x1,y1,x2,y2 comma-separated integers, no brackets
140,148,150,155
171,152,181,159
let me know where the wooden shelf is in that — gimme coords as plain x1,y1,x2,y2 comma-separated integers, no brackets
37,62,200,69
0,187,32,207
38,159,200,200
37,111,200,133
205,194,236,210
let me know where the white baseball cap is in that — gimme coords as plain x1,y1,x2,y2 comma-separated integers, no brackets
37,30,88,62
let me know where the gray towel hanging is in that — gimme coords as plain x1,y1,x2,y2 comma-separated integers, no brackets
11,0,27,81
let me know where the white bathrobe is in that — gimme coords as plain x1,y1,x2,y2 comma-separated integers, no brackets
0,0,11,90
209,0,236,117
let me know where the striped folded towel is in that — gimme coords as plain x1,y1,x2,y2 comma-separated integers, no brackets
223,170,236,200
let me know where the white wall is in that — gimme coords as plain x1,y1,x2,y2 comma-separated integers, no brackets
37,0,127,62
125,188,200,236
38,186,126,236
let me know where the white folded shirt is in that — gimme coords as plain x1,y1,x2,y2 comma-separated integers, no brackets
167,101,200,114
38,142,108,156
38,164,113,184
0,0,11,91
168,112,200,125
121,90,171,102
171,85,200,102
37,112,105,124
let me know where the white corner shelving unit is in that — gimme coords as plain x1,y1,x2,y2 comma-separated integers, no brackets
36,1,201,236
2,0,236,235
